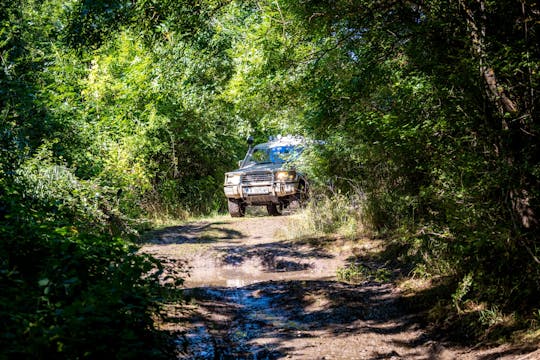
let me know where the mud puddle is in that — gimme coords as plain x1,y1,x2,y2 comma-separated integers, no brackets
179,285,287,359
178,279,405,359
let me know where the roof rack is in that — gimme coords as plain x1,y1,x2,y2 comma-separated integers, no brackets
267,134,306,147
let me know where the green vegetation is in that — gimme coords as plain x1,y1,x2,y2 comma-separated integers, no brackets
337,263,392,284
1,0,539,356
282,192,366,240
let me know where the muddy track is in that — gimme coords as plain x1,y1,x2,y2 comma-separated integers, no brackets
142,216,539,360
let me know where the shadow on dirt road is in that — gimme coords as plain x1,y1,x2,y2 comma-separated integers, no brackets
142,216,539,360
179,279,417,359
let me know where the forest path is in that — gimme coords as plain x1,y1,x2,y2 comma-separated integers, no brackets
141,214,539,359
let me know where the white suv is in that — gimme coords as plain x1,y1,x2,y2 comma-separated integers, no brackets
224,135,309,217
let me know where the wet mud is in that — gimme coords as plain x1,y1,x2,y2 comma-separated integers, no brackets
142,216,540,360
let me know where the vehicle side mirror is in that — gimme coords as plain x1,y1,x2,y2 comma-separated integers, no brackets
247,136,254,145
238,160,243,168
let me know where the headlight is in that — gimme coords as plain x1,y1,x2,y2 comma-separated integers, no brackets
275,171,296,182
225,174,241,185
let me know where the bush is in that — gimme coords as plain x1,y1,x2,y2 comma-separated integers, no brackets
0,151,174,359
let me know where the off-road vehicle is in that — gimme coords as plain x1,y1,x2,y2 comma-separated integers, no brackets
223,135,310,217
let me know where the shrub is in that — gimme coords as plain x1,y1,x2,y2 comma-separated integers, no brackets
0,150,174,359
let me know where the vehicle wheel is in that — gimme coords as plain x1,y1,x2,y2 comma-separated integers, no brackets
266,203,282,216
291,181,309,209
228,199,246,217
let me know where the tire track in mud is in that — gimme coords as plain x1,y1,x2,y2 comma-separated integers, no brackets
142,216,540,360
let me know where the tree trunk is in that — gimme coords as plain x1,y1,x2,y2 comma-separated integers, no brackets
460,0,518,122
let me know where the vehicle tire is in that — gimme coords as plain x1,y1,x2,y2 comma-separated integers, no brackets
266,203,282,216
291,181,309,209
228,199,246,217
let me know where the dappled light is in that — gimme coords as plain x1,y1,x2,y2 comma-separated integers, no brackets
1,0,539,358
142,217,540,359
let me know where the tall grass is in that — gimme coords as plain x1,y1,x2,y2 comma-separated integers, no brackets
284,190,366,240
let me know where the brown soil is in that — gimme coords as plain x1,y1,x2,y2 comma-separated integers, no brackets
141,215,539,359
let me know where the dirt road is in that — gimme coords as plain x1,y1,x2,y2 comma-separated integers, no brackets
142,215,539,359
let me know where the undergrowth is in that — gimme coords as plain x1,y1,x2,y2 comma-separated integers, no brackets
1,154,176,359
284,192,366,241
386,226,540,345
337,263,392,283
284,190,540,346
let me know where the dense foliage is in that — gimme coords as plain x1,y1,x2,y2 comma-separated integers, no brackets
0,0,233,357
267,0,539,333
282,1,540,332
1,0,539,356
280,0,540,317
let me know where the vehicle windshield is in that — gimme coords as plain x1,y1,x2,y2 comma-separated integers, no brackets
248,145,302,165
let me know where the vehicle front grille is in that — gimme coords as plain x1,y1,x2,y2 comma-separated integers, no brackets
242,172,272,183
